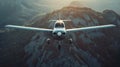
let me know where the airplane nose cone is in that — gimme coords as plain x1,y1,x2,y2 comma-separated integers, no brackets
57,32,62,36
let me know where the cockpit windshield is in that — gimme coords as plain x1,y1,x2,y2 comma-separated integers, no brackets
55,23,64,28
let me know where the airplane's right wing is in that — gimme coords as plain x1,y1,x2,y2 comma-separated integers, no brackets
66,24,116,32
5,25,53,32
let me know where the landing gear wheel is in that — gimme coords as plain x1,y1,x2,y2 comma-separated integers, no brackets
69,38,73,44
47,38,50,44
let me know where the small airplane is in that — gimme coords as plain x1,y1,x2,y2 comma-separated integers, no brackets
5,19,116,50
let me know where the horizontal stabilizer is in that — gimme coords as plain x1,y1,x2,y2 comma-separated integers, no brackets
49,20,71,22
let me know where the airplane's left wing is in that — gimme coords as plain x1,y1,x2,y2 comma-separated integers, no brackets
5,25,53,32
66,24,116,32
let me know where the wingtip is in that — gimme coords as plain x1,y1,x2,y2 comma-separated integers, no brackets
5,25,14,28
5,25,10,27
108,24,116,27
5,25,8,27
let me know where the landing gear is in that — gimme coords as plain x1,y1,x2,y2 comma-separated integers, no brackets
47,38,50,44
68,38,73,44
46,38,73,50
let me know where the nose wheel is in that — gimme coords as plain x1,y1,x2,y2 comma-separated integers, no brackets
46,38,61,50
58,41,62,50
58,44,61,50
46,38,73,50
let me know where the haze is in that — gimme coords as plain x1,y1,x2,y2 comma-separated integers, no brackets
35,0,120,14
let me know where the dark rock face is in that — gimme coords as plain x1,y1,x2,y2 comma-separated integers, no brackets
103,10,120,25
0,7,120,67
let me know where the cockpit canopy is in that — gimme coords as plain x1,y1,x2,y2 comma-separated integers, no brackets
55,23,64,28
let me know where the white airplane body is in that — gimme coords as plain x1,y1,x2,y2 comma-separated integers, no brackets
5,19,116,43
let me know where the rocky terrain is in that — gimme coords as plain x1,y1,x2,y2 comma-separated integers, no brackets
0,6,120,67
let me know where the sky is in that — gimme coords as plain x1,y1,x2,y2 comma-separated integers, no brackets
0,0,119,26
80,0,120,13
34,0,120,14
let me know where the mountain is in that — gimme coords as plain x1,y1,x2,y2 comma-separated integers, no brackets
69,1,86,7
0,0,119,27
68,0,120,14
0,0,53,27
0,6,120,67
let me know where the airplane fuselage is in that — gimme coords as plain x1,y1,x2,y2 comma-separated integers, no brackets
52,20,66,40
